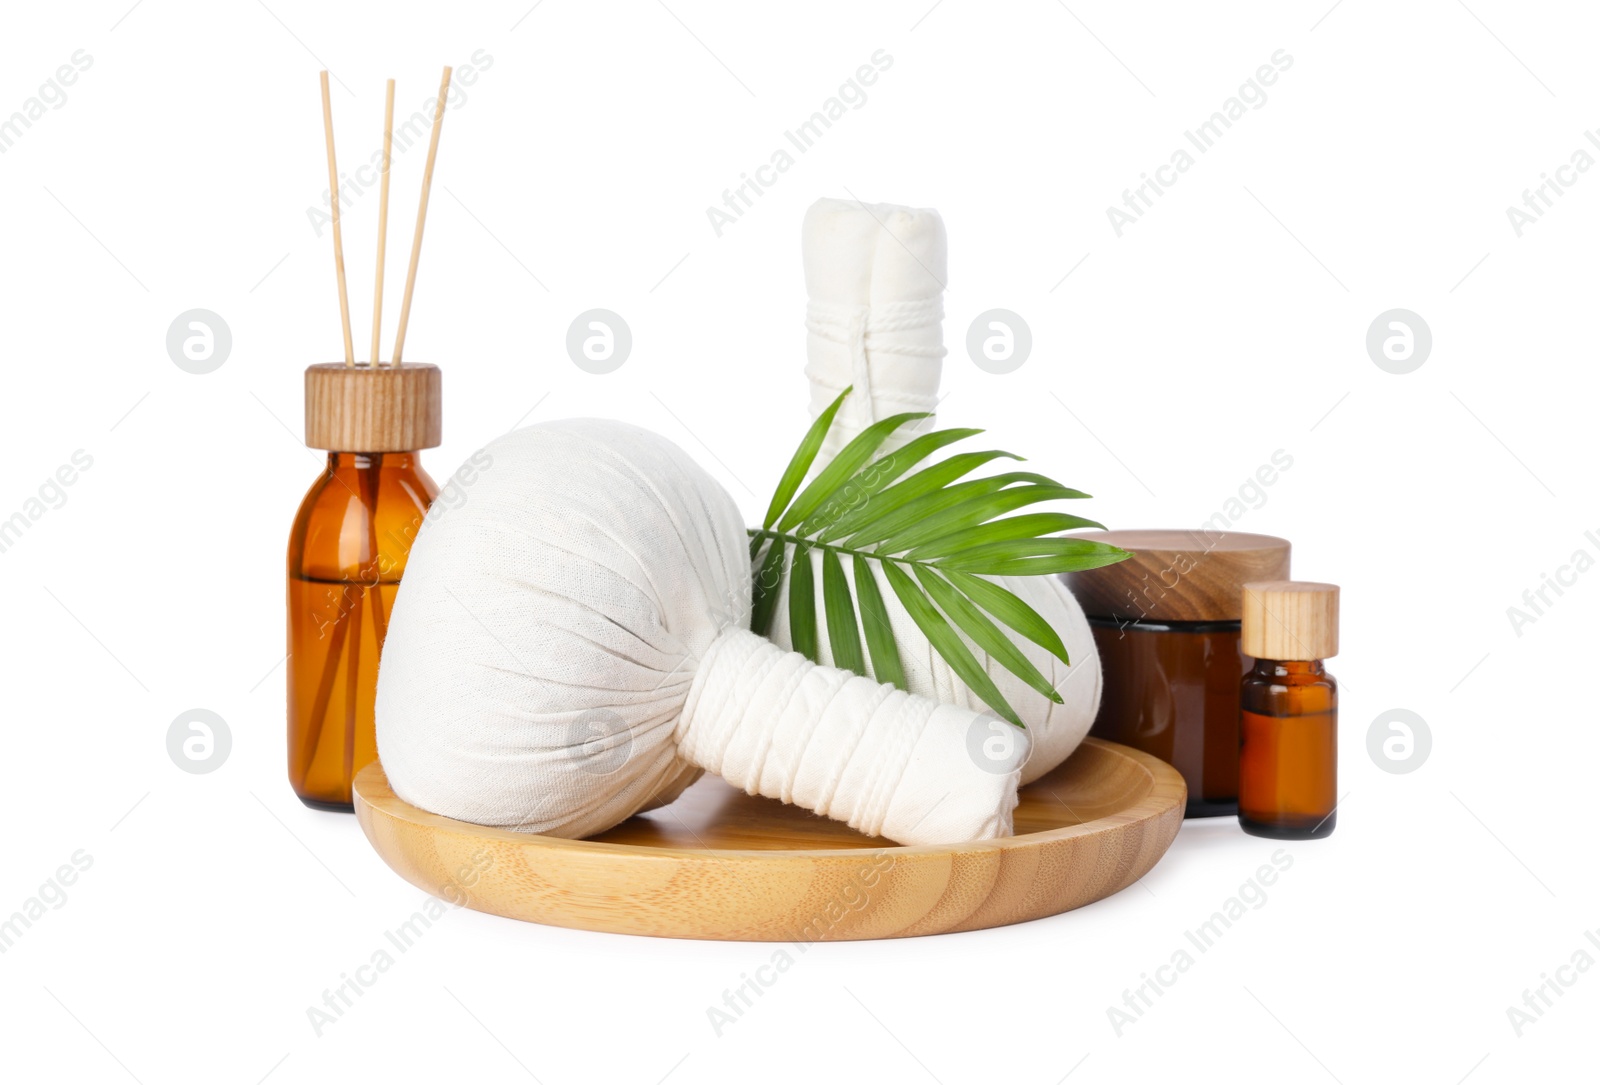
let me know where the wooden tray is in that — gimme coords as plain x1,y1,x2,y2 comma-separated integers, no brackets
352,738,1185,941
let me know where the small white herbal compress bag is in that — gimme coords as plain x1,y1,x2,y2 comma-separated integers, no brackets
376,418,1027,846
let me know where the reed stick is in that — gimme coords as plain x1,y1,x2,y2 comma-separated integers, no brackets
356,462,389,794
341,587,365,796
319,71,355,366
299,590,354,782
301,71,356,796
371,79,395,367
391,66,453,365
360,460,389,648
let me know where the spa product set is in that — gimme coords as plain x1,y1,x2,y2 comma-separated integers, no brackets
283,70,1339,934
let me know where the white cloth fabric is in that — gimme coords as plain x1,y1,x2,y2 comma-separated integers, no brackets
682,625,1023,844
376,418,1022,845
804,197,947,460
783,197,1103,784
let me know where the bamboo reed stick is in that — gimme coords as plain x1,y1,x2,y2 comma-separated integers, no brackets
360,460,389,648
319,71,355,366
301,72,357,794
357,461,389,792
299,590,354,782
391,66,453,366
341,588,364,795
371,79,395,367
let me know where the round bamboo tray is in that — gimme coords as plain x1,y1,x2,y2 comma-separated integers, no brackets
352,737,1185,941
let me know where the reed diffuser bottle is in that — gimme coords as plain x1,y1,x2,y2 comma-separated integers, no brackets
287,364,441,809
288,65,454,808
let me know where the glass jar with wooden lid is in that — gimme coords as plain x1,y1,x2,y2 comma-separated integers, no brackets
1062,529,1291,817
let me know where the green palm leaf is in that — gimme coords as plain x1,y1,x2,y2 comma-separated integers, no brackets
913,565,1062,706
842,471,1056,551
788,542,818,660
775,411,929,532
749,388,1129,727
800,427,981,538
933,537,1130,576
763,388,850,530
904,512,1105,561
821,453,1025,544
750,538,787,637
883,561,1021,727
942,569,1070,665
879,490,1103,555
821,550,864,674
853,553,904,688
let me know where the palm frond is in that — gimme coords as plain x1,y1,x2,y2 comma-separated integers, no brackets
749,388,1129,726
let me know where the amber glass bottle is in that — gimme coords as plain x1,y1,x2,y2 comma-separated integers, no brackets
288,364,441,810
1237,581,1339,839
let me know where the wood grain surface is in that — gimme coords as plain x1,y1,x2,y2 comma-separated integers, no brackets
1241,580,1339,660
353,738,1187,941
1063,529,1292,622
304,362,441,452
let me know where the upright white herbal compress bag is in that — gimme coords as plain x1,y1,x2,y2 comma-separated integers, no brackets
769,197,1104,784
376,418,1027,846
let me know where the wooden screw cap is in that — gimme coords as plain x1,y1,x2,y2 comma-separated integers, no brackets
1241,581,1339,660
304,363,442,452
1062,530,1292,622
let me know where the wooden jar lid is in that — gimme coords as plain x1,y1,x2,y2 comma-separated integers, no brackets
304,363,442,452
1062,529,1291,622
1242,581,1339,660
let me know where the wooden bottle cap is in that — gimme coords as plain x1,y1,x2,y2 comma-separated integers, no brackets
1062,529,1291,622
1241,581,1339,660
304,363,442,452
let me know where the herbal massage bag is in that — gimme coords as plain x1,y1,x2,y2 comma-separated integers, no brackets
375,418,1027,846
766,198,1103,783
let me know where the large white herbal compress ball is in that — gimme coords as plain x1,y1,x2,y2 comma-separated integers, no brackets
376,419,1026,846
774,198,1103,783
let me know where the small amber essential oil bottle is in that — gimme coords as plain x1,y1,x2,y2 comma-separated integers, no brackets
1238,581,1339,840
287,363,441,810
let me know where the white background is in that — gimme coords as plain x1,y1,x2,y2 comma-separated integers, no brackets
0,1,1594,1082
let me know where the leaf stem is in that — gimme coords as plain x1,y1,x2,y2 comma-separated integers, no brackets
748,527,940,576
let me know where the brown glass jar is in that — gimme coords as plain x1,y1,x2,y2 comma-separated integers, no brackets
288,363,441,810
1063,530,1290,818
1238,581,1339,839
